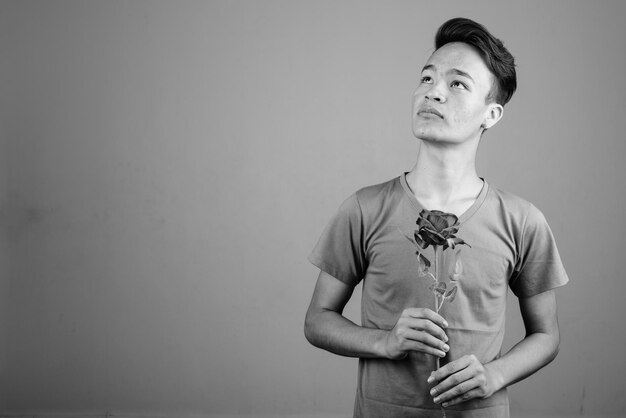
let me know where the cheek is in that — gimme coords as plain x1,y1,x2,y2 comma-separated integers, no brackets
412,92,423,112
452,106,484,127
412,84,431,107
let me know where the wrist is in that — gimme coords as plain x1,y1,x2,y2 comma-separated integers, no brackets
373,329,393,359
484,361,506,395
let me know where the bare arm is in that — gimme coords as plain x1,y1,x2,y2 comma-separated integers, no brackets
487,289,560,388
429,289,561,407
304,270,449,359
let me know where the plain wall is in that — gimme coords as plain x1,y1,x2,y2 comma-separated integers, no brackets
0,5,12,409
1,0,625,417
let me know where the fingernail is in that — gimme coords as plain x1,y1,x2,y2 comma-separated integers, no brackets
427,375,434,384
443,320,448,327
443,344,449,351
430,388,436,396
434,396,441,403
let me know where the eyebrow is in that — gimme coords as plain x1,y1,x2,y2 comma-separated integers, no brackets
421,64,475,83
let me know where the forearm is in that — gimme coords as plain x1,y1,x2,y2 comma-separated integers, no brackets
486,330,560,393
304,272,449,360
304,308,389,358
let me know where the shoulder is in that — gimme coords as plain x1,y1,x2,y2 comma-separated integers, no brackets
487,184,542,215
351,176,403,215
353,176,401,204
329,177,401,221
485,184,548,229
487,184,531,209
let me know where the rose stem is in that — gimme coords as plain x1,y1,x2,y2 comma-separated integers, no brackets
433,245,446,418
434,246,439,312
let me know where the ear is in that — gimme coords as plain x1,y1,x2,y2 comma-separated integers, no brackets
482,103,503,130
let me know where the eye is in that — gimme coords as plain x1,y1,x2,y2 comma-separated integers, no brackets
451,80,468,90
420,76,433,84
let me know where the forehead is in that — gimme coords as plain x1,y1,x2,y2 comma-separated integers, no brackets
425,42,493,86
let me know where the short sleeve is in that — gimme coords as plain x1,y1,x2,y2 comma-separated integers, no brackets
308,193,367,287
509,205,569,297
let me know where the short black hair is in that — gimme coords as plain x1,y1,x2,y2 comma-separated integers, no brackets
435,17,517,106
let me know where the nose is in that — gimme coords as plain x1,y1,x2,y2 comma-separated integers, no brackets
425,81,446,103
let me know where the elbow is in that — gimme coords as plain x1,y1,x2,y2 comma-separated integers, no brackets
304,307,331,349
303,309,319,347
525,328,560,366
546,342,559,365
544,329,561,364
303,318,313,345
549,331,561,362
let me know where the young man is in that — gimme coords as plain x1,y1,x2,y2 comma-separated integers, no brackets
305,18,569,418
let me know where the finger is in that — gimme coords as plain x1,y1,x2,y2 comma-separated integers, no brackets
403,328,449,351
428,355,473,384
441,387,483,407
430,366,477,401
402,340,448,358
403,317,448,343
402,329,450,355
404,308,448,329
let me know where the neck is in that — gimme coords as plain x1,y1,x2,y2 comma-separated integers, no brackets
406,139,483,214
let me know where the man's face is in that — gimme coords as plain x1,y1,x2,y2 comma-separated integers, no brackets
412,42,500,145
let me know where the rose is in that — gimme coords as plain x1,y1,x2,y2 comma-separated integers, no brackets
398,207,470,307
414,209,468,250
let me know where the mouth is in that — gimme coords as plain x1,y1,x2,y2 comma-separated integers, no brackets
417,107,444,119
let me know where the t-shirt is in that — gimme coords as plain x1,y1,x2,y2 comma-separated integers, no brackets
308,174,569,418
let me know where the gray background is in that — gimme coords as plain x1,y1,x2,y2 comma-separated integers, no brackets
0,1,625,417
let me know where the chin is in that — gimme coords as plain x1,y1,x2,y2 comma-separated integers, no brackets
413,127,442,142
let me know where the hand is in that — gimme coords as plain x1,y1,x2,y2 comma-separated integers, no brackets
428,354,499,407
382,308,449,360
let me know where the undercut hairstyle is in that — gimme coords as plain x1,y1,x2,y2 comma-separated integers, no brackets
435,17,517,106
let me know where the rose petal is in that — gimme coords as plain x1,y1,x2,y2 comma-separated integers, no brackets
427,210,458,228
429,210,446,216
442,213,459,227
441,226,459,237
414,231,429,249
426,213,449,232
450,237,470,248
417,217,436,231
421,229,447,246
